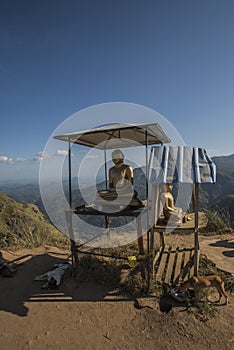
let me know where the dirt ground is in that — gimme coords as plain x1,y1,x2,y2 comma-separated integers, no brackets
0,235,233,350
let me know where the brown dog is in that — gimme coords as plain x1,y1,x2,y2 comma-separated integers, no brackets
179,275,230,305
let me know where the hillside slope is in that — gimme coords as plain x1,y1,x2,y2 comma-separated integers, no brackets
199,154,234,223
212,153,234,174
0,192,67,249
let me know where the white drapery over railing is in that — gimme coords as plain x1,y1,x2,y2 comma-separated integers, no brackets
148,146,216,227
149,146,216,184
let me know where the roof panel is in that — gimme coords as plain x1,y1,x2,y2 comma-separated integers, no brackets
54,122,171,149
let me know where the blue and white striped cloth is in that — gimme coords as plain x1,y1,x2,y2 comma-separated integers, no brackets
149,146,216,184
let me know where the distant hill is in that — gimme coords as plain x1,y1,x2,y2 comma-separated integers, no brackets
212,194,234,223
0,192,67,249
199,154,234,223
212,154,234,174
0,153,233,225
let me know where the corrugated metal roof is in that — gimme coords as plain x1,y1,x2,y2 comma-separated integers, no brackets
149,146,216,184
54,122,171,149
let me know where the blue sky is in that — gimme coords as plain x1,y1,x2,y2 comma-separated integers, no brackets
0,0,234,183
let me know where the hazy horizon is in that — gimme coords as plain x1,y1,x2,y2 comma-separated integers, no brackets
0,150,233,187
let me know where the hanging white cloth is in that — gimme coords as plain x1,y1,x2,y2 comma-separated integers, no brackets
149,146,216,184
148,146,216,227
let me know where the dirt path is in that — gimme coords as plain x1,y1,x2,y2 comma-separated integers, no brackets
159,233,234,275
0,239,233,350
200,237,234,274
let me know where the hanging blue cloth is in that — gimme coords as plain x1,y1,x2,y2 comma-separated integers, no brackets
149,146,216,184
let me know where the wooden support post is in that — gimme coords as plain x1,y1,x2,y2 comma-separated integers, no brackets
136,216,144,255
159,232,165,248
149,227,154,250
65,209,78,263
193,183,199,276
136,216,145,279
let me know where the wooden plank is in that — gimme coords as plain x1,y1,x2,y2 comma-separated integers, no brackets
154,211,207,233
152,247,163,278
156,227,195,234
155,246,170,282
153,247,163,268
164,251,176,285
173,249,183,285
181,250,192,281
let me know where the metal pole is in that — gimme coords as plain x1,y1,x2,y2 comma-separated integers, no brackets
145,130,149,245
104,148,108,190
67,140,78,263
68,139,72,208
145,130,151,291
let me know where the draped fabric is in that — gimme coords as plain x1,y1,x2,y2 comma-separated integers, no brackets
149,184,163,227
149,146,216,184
148,146,216,227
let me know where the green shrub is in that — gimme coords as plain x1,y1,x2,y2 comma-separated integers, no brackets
201,209,232,234
72,255,121,288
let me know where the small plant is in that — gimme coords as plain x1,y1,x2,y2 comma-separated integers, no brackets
224,276,234,293
72,255,121,288
201,209,232,234
121,265,148,297
194,292,218,321
150,280,163,296
198,254,224,276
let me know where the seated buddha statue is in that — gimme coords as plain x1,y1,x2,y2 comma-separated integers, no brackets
109,149,134,194
160,183,183,226
97,149,141,207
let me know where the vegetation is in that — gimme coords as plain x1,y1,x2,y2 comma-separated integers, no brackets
71,255,122,288
200,209,233,234
0,192,68,249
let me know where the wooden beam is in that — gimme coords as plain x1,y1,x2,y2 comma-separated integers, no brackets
155,245,169,282
136,217,144,255
164,250,176,285
65,209,78,263
194,183,199,276
173,248,183,285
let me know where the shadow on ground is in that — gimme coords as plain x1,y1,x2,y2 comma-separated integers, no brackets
0,252,128,317
209,239,234,258
209,240,234,249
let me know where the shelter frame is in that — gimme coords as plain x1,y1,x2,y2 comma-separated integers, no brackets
54,123,171,269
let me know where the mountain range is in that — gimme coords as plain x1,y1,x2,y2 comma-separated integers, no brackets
200,154,234,223
0,153,233,226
